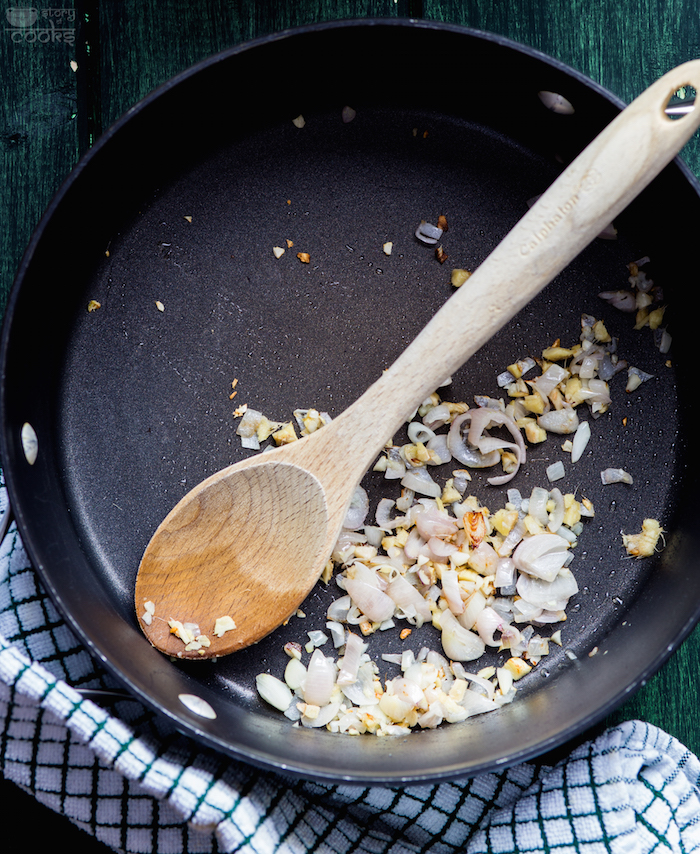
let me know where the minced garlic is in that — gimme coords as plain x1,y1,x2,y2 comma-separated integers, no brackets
622,518,663,558
272,421,298,445
214,615,237,637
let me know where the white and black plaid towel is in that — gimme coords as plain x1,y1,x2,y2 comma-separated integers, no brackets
1,470,699,854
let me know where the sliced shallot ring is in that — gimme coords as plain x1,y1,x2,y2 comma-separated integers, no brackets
467,407,526,484
447,413,501,467
375,498,405,530
407,421,436,444
475,606,507,647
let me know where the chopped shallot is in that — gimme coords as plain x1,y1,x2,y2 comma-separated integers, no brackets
601,468,634,485
571,421,591,463
415,221,443,245
253,295,665,736
439,608,486,661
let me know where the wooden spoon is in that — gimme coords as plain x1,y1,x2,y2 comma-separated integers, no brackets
135,60,700,659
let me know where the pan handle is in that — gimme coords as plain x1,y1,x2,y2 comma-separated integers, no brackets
334,59,700,455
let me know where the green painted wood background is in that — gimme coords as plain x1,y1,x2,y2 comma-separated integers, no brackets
1,0,700,796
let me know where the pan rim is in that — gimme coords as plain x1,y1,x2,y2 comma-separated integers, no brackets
2,17,700,783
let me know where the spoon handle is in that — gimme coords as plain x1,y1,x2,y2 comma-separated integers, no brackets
322,59,700,474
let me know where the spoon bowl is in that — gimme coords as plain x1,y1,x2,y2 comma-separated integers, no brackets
135,458,331,656
135,59,700,658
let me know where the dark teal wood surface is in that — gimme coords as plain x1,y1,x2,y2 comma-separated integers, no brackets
1,0,699,780
426,0,700,173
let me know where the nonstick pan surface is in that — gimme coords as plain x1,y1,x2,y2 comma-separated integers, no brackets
3,19,700,783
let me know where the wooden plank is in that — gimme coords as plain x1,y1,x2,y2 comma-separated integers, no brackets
0,7,81,313
96,0,411,131
424,0,700,175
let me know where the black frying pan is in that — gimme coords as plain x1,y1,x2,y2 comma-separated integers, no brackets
2,19,700,783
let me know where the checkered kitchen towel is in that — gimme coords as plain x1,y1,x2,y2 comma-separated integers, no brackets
1,471,700,853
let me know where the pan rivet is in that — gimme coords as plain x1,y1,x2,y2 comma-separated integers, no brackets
538,91,575,115
21,422,38,465
178,693,217,720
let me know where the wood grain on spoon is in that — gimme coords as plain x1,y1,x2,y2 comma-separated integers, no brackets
135,60,700,659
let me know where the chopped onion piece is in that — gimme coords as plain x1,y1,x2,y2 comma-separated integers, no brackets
401,465,442,497
497,371,516,388
344,485,369,530
513,533,571,582
494,558,516,589
468,541,499,576
385,574,432,625
475,606,507,646
626,366,654,393
413,504,458,539
236,407,264,437
337,632,367,685
498,517,527,557
428,536,457,561
415,221,443,244
531,364,569,399
598,290,637,312
327,595,352,622
440,609,486,661
571,421,591,463
546,461,566,482
306,629,329,648
657,328,672,353
459,691,499,717
516,567,578,610
325,621,346,648
440,568,464,614
301,702,342,728
302,649,336,706
528,486,549,526
256,673,293,711
422,404,451,429
344,573,395,623
547,488,565,533
375,498,404,531
538,408,579,434
601,467,633,485
284,657,307,692
426,433,451,464
459,589,487,631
